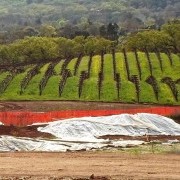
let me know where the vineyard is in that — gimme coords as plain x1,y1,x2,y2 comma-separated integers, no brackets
0,51,180,105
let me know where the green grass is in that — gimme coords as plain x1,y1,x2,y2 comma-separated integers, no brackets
0,52,179,105
77,56,89,76
0,66,33,100
123,143,180,155
66,58,78,75
116,53,136,102
42,61,62,99
139,53,162,103
54,60,64,74
138,52,151,80
101,54,117,101
127,52,139,76
81,55,100,100
60,76,79,100
21,64,50,99
0,72,11,82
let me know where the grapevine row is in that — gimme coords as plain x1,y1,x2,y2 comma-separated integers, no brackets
78,71,89,98
59,69,72,97
39,63,56,95
20,64,43,94
130,75,140,102
161,77,178,101
145,76,159,101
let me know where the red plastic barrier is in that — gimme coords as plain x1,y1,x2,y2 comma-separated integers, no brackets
0,106,179,126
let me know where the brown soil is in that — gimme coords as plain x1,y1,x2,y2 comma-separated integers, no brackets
0,101,155,112
0,101,180,180
99,135,180,142
0,152,180,180
0,125,53,138
0,124,179,143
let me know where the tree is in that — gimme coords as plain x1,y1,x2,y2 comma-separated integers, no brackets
84,36,98,56
0,45,12,65
162,21,180,53
73,36,86,56
95,37,112,54
125,30,169,51
55,38,76,59
39,25,57,37
99,25,107,38
23,26,39,37
16,37,59,64
107,23,119,42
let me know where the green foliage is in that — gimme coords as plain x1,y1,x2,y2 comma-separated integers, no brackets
124,21,180,53
0,36,113,66
0,0,179,43
162,21,180,52
39,25,57,37
125,30,169,51
81,55,100,100
126,143,180,155
101,54,117,101
0,52,179,105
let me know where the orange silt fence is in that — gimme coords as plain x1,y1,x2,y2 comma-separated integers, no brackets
0,106,179,126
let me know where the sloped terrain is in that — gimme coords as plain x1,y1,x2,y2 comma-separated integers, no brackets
0,52,180,105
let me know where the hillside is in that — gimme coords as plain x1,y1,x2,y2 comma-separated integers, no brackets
0,52,179,105
0,0,179,43
1,0,179,27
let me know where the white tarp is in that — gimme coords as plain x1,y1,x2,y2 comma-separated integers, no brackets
0,113,180,152
0,136,144,152
38,113,180,141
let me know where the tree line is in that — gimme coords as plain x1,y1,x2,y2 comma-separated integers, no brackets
0,36,113,66
124,20,180,54
0,21,179,67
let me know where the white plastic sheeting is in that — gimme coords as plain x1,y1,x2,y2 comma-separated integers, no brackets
0,136,144,152
38,113,180,141
0,113,180,152
29,122,48,126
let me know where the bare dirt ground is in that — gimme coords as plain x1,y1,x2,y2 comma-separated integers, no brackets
0,152,180,180
0,101,155,112
0,125,54,138
0,101,180,180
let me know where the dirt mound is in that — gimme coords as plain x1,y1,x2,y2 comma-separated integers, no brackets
0,125,54,138
0,125,179,143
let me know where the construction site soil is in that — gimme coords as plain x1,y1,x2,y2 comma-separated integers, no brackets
0,101,180,179
0,125,54,138
0,152,180,180
0,124,180,143
0,101,155,112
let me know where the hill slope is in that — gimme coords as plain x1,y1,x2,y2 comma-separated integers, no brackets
0,0,179,31
0,52,180,105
